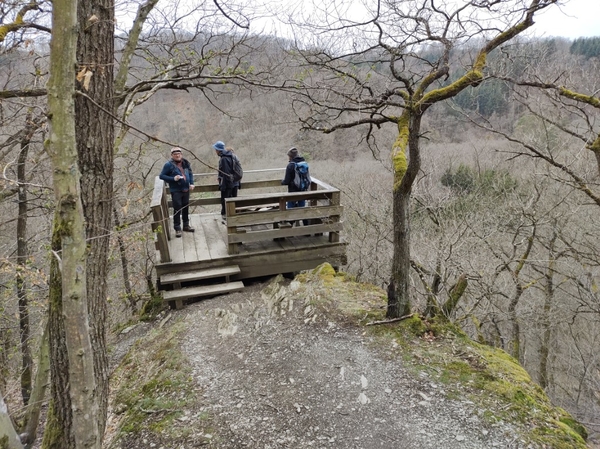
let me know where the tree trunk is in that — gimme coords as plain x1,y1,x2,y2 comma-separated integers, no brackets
442,274,468,318
17,124,32,406
508,285,523,363
42,227,71,449
113,207,136,314
388,189,412,318
21,321,50,449
387,111,422,318
539,233,556,389
75,0,115,435
43,0,101,445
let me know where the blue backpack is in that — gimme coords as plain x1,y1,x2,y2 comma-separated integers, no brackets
293,161,311,191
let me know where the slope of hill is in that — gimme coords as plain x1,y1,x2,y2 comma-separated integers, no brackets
105,265,589,449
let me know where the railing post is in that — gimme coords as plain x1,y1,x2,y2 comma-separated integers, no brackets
329,190,341,243
151,177,171,263
226,199,238,255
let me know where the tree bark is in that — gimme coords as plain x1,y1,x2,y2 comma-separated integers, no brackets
42,226,71,449
387,112,422,318
17,121,32,406
539,232,557,389
21,321,50,449
75,0,115,435
43,0,101,445
113,207,136,313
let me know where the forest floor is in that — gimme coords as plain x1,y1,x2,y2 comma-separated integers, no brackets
105,269,593,449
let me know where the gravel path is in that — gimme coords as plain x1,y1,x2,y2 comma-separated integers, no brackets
177,277,526,449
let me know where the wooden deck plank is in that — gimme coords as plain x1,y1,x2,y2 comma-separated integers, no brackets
190,215,211,261
169,226,186,264
163,281,245,301
201,215,230,259
160,265,241,285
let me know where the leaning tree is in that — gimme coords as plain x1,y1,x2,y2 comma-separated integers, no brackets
281,0,559,318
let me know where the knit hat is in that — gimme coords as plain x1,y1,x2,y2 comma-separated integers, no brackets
212,141,226,153
287,147,298,157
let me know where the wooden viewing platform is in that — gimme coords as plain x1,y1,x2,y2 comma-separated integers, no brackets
150,169,347,309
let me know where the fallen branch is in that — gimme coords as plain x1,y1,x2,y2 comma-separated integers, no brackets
366,313,415,326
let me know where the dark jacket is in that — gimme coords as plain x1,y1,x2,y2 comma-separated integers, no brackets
159,158,194,192
282,156,307,192
217,150,240,190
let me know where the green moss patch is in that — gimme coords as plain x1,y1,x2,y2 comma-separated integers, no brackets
370,316,588,448
291,271,588,449
108,321,213,447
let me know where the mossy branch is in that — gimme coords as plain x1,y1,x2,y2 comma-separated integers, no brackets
392,112,409,191
0,1,48,43
441,274,468,317
419,0,542,107
558,87,600,108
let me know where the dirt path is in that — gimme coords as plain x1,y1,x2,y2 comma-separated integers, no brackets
176,278,522,449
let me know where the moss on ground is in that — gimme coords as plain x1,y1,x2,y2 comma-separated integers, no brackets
108,321,213,448
297,264,588,448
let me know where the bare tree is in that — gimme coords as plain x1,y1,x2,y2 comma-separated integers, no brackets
279,0,558,318
44,0,100,446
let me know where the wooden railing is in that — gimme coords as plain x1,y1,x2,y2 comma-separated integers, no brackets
150,177,171,263
151,169,343,259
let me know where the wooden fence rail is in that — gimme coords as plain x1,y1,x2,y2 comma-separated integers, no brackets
151,169,343,259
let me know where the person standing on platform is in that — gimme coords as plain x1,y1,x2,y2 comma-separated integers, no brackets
281,147,311,226
159,147,195,238
213,141,240,223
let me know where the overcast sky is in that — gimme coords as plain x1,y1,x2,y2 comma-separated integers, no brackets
252,0,600,41
529,0,600,38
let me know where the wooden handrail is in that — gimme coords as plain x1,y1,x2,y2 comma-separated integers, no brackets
151,177,171,263
223,183,342,255
151,169,344,260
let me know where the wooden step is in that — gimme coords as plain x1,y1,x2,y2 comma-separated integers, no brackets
160,265,241,286
163,281,245,303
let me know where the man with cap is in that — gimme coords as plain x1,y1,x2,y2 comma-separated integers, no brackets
281,147,310,225
159,147,195,237
213,141,239,223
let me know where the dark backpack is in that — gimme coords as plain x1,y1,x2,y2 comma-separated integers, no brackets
293,161,311,191
231,154,243,182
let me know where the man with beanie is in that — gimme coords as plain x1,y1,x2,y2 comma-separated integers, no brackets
213,141,240,223
159,147,195,238
282,147,310,225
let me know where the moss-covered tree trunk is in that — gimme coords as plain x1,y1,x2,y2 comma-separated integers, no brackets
387,111,422,318
43,0,101,445
75,0,115,435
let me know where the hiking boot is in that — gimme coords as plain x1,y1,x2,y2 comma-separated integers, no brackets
175,230,182,238
183,225,195,232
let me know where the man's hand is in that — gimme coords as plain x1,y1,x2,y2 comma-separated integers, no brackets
189,185,195,190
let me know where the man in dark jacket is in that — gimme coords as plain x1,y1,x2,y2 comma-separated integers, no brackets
159,147,195,237
213,141,239,223
281,147,309,225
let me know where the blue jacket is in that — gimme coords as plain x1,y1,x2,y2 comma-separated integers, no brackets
159,158,194,192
